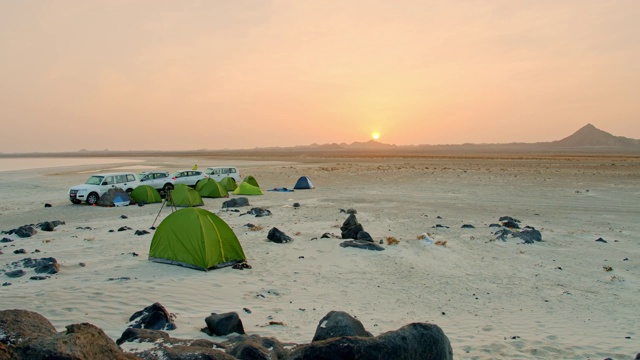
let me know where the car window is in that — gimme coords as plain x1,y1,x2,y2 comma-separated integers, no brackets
115,175,127,183
229,168,237,173
126,174,136,182
104,176,114,185
157,173,166,179
85,176,104,185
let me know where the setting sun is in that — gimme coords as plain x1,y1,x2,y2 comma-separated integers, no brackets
372,132,380,140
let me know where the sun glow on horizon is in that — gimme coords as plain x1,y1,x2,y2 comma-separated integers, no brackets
372,132,380,140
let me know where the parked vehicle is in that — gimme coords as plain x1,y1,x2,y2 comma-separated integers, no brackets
173,170,207,188
204,166,241,183
139,171,176,192
68,172,140,205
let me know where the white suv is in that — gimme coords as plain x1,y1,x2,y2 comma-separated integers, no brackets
204,166,241,183
139,171,176,192
68,172,140,205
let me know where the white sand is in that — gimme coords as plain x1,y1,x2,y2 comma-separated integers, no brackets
0,156,638,359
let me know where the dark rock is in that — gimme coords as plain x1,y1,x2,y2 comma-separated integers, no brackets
499,216,520,223
432,224,449,229
356,231,373,242
340,240,384,251
0,238,13,243
293,202,300,208
116,327,170,345
461,224,475,229
15,226,37,238
340,214,364,239
2,283,10,286
134,230,150,236
227,334,289,360
489,223,501,228
267,227,292,244
44,203,52,208
312,311,373,342
137,343,236,360
117,226,132,232
38,222,56,232
14,323,138,360
494,229,514,241
595,237,607,243
120,215,128,219
346,208,357,214
29,276,49,281
246,208,272,217
321,233,338,239
13,249,27,254
289,322,453,360
128,302,176,331
502,220,520,229
5,270,26,278
222,197,250,208
0,309,57,346
204,312,245,336
517,228,542,244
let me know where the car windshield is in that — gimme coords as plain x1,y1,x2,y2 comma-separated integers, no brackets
85,176,104,185
139,173,149,180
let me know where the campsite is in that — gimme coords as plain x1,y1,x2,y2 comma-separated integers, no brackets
0,155,638,359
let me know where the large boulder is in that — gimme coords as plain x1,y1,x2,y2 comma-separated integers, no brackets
204,312,245,336
14,323,138,360
267,227,292,244
15,226,37,238
289,322,453,360
312,311,372,342
222,197,250,208
226,334,289,360
0,309,57,346
340,214,364,239
135,344,236,360
127,302,176,331
116,327,170,345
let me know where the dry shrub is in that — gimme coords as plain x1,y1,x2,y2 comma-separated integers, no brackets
603,266,613,272
385,236,400,245
435,240,447,247
84,237,95,242
248,225,264,231
416,234,426,240
294,231,301,236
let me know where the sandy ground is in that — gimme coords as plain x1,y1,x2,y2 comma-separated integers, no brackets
0,155,638,359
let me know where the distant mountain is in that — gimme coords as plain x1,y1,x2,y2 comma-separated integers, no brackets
549,123,640,148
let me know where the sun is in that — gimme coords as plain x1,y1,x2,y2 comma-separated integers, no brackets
371,132,380,140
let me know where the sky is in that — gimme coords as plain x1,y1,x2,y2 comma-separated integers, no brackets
1,1,639,153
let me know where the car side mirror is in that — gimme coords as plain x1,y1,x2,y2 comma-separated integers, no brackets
102,182,108,185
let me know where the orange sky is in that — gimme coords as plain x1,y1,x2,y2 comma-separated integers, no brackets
1,1,639,153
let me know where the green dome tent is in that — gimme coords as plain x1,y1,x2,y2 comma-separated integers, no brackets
243,175,260,187
233,181,263,195
169,184,204,207
131,185,163,204
196,178,229,198
219,177,238,191
149,208,246,271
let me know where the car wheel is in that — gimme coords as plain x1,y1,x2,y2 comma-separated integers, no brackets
86,192,99,205
126,188,133,194
163,183,174,191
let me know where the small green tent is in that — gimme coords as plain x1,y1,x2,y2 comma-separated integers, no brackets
131,185,163,204
196,178,229,198
219,177,238,191
243,175,260,188
233,181,263,195
169,184,204,207
149,208,246,270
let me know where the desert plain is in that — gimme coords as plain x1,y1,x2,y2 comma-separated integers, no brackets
0,153,638,359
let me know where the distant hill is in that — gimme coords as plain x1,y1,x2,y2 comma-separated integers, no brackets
1,124,639,157
549,123,640,148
